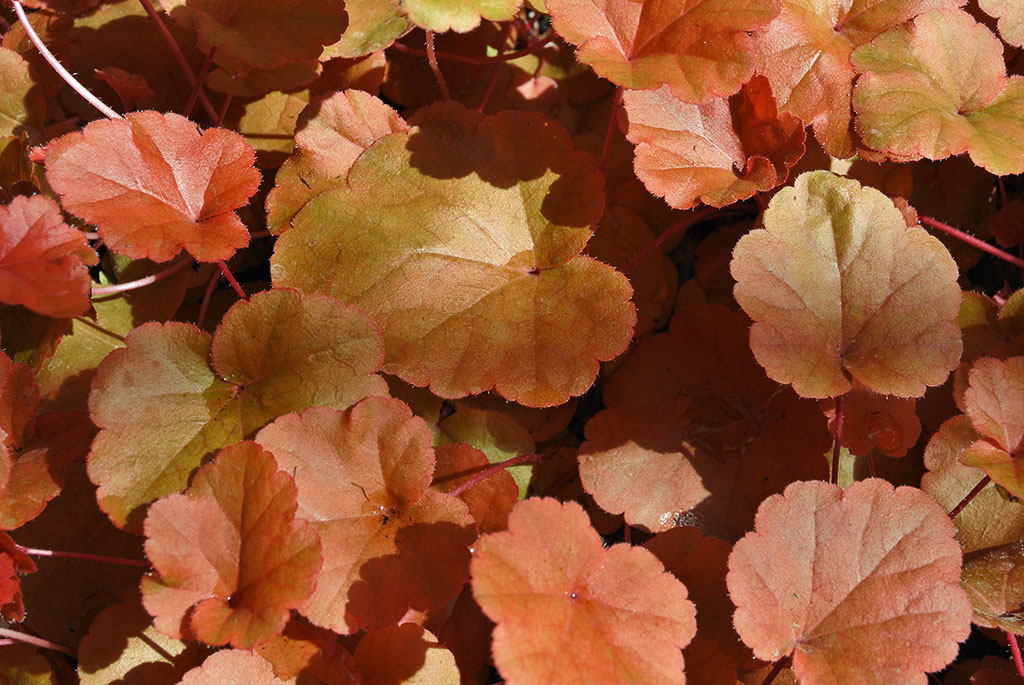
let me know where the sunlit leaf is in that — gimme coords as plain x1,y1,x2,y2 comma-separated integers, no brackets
179,650,290,684
960,356,1024,498
400,0,521,33
979,0,1024,47
354,624,459,683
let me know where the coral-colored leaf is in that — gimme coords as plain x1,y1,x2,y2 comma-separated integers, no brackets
727,479,972,683
980,0,1024,47
731,170,962,398
546,0,778,103
623,76,805,209
853,9,1024,176
961,357,1024,497
180,650,290,684
354,624,459,683
432,442,518,533
821,379,921,457
88,288,386,531
272,102,635,407
473,498,696,683
141,442,321,648
255,617,359,683
93,67,156,111
0,531,35,622
0,194,96,318
400,0,520,33
255,397,477,634
266,89,409,234
157,0,347,70
44,111,260,262
755,0,962,158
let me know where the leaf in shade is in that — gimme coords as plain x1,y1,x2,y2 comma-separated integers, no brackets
472,498,696,684
0,194,96,318
255,617,360,683
141,442,322,649
623,76,805,209
88,288,386,531
853,9,1024,176
431,442,518,533
255,397,477,634
960,540,1024,633
731,171,962,398
44,111,260,262
727,479,972,683
0,46,45,138
820,380,921,457
353,624,459,683
545,0,779,103
961,357,1024,498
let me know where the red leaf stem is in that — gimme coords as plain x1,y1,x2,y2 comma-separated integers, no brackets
16,545,150,568
830,393,844,485
13,1,122,120
620,207,720,274
216,259,247,300
390,30,553,65
424,31,451,101
183,46,217,119
475,22,516,113
197,268,219,329
0,628,75,658
135,0,219,121
920,215,1024,270
91,257,192,297
215,94,232,127
948,475,991,519
599,87,623,176
1009,631,1024,680
447,453,544,499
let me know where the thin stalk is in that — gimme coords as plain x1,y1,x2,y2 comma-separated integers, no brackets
621,207,721,274
759,657,791,685
831,393,844,485
13,1,121,120
183,46,216,118
217,259,247,300
1009,631,1024,681
424,31,451,101
920,215,1024,270
215,93,233,127
0,628,75,658
475,22,516,113
135,0,218,121
91,257,192,296
197,269,220,330
17,545,149,568
948,475,990,519
447,453,544,499
390,31,553,65
599,87,623,176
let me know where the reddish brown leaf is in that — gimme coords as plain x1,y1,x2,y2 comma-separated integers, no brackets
960,540,1024,633
255,617,360,683
93,67,156,111
546,0,779,103
731,171,962,398
0,644,57,685
0,194,96,318
44,111,260,262
727,479,972,682
961,357,1024,497
354,624,459,683
472,498,696,683
255,397,477,634
141,442,322,648
432,442,518,533
821,380,922,457
0,531,35,622
421,586,494,684
623,76,804,209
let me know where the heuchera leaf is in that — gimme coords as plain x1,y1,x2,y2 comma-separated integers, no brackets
431,442,518,533
157,0,347,71
353,624,459,683
755,0,963,158
0,46,45,138
399,0,521,33
727,479,972,683
979,0,1024,47
852,9,1024,176
545,0,779,103
255,617,360,682
472,498,696,683
0,644,56,685
623,76,805,209
141,442,322,649
820,380,922,457
266,89,409,234
0,194,97,318
43,111,261,262
960,540,1024,633
254,397,477,634
180,649,290,684
960,357,1024,497
272,102,636,407
0,531,35,623
88,288,386,531
731,170,962,398
328,0,411,58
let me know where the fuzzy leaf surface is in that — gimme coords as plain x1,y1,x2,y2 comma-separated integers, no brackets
255,397,477,634
472,498,696,684
141,442,321,648
961,356,1024,497
44,111,260,262
731,170,962,398
180,650,291,684
272,103,635,407
979,0,1024,47
727,479,972,683
400,0,521,33
0,46,45,138
88,288,386,531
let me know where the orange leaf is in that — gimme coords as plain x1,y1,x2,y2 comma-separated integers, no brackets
820,380,921,457
471,498,696,683
44,111,260,262
0,195,96,318
0,531,35,623
254,397,477,634
731,170,962,398
180,650,291,684
961,357,1024,498
141,442,322,649
546,0,778,103
623,76,804,209
353,624,459,683
432,442,517,533
727,479,971,682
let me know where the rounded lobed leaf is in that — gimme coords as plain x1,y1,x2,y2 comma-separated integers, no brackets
255,396,477,634
353,624,459,683
141,442,322,649
820,380,921,457
979,0,1024,47
0,46,45,138
731,170,962,398
399,0,521,33
44,111,261,263
179,649,290,684
0,532,36,623
960,356,1024,498
272,102,636,407
727,479,972,683
0,195,97,318
471,497,696,684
